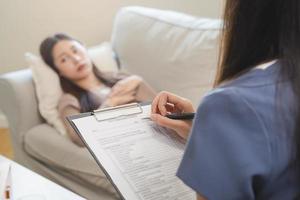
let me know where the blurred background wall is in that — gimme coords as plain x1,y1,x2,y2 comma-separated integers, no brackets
0,0,222,127
0,0,222,73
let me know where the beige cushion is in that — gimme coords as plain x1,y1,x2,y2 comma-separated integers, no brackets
25,42,119,135
23,124,117,194
25,53,66,135
112,6,222,106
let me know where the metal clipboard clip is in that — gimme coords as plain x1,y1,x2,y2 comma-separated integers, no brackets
92,103,143,121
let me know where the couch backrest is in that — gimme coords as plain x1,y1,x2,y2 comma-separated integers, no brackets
111,6,222,106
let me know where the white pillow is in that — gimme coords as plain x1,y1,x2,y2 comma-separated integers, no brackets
88,42,119,72
25,42,119,135
112,7,221,107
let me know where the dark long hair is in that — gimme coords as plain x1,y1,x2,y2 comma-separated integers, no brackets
39,33,120,112
215,0,300,195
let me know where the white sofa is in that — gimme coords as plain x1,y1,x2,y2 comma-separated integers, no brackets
0,6,221,200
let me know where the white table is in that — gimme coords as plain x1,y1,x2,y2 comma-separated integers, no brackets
0,155,86,200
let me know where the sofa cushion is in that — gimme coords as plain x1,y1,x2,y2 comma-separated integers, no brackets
23,124,116,194
112,6,222,106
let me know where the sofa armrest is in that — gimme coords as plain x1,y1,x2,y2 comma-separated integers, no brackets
0,69,43,155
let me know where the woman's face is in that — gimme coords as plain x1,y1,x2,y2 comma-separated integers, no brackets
52,40,93,81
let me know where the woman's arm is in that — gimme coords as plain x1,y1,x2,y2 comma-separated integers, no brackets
134,77,157,102
60,105,85,147
104,75,157,107
58,94,85,147
109,75,144,97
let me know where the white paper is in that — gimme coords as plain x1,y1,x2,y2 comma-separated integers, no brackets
72,105,194,200
0,156,86,200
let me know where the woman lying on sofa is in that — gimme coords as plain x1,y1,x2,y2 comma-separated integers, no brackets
40,33,156,147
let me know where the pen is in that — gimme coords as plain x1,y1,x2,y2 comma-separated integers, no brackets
166,112,195,120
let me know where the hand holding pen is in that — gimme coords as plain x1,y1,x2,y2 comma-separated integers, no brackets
151,91,195,140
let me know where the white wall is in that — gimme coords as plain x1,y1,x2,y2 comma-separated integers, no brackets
0,0,222,127
0,0,221,74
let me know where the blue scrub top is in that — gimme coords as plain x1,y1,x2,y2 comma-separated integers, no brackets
177,61,299,200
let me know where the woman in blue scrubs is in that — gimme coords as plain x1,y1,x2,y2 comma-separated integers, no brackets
151,0,300,199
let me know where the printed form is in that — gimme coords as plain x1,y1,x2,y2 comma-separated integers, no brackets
72,105,194,200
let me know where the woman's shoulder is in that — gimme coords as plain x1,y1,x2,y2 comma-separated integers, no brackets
198,86,267,131
201,83,272,122
201,87,242,108
58,93,80,112
204,62,285,114
59,93,78,102
222,61,282,89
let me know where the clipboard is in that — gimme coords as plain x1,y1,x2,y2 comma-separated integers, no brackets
67,102,193,200
67,103,148,200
